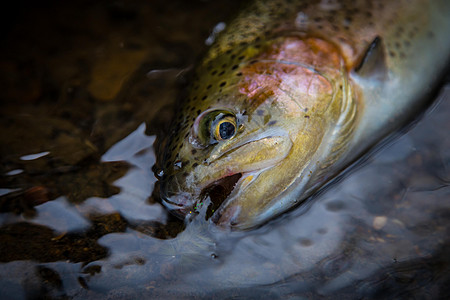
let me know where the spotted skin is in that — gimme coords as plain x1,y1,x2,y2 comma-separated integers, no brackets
159,0,450,230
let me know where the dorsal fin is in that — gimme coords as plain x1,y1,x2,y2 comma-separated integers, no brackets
354,36,387,80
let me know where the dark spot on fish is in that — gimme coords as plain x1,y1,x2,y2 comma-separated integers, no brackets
211,70,217,75
304,115,310,119
327,12,335,22
219,81,227,87
202,95,208,100
182,172,188,177
193,162,198,168
196,109,201,115
267,120,277,126
184,132,189,138
238,55,245,60
231,64,238,70
218,71,225,76
221,63,227,69
231,54,236,59
226,49,232,54
314,17,322,22
236,72,243,76
257,109,264,116
338,37,346,44
191,150,197,155
389,51,396,57
207,84,212,90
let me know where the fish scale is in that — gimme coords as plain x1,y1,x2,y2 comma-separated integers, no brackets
159,0,450,230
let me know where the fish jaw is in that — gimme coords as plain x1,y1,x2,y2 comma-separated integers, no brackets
209,128,324,229
160,128,293,220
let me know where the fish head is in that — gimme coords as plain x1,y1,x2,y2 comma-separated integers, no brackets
159,37,354,229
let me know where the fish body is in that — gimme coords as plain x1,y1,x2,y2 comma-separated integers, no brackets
158,0,450,229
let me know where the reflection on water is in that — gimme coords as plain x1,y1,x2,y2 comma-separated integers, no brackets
1,0,449,299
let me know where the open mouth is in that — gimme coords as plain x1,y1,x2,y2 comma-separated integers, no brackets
162,131,292,226
200,173,243,220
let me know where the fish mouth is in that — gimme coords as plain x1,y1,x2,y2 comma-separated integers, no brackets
161,129,292,224
162,171,249,222
160,172,245,219
197,134,292,224
200,172,243,220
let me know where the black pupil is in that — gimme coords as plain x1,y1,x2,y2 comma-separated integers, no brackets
219,122,235,139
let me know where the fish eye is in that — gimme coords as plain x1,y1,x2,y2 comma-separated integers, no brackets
213,115,237,141
192,109,239,147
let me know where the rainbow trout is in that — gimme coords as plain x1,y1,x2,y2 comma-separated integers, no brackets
158,0,450,230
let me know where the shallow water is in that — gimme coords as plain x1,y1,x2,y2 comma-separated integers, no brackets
1,1,450,299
